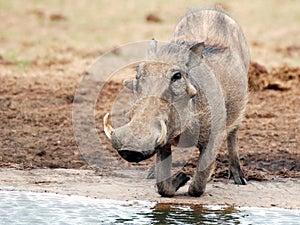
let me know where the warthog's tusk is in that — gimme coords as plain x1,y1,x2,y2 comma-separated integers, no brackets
157,120,167,146
103,113,115,140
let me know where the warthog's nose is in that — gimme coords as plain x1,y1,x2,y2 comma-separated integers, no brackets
118,150,145,163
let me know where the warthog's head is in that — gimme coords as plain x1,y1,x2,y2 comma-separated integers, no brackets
104,40,204,163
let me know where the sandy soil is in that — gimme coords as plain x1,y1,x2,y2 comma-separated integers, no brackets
0,0,299,209
1,168,299,209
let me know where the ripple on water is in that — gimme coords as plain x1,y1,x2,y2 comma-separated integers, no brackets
0,191,299,225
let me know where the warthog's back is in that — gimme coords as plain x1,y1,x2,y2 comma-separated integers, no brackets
172,8,250,70
172,8,250,131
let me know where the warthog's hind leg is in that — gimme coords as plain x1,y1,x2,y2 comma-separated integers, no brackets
227,127,247,185
146,165,155,179
155,145,190,197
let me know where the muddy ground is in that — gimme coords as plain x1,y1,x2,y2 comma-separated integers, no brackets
0,0,299,209
0,60,299,182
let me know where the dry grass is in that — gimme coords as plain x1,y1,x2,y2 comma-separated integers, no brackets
0,0,300,68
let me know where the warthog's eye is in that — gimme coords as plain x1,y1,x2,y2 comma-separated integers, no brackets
171,72,182,82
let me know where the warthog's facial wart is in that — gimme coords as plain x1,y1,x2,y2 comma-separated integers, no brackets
104,48,202,163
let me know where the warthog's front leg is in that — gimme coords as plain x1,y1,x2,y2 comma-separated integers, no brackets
227,127,247,185
188,151,215,197
155,145,190,197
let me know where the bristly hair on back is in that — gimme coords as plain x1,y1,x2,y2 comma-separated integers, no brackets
171,7,250,70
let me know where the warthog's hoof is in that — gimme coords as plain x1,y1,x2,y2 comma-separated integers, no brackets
228,168,247,185
158,190,175,198
156,172,190,197
234,177,247,185
175,172,190,191
188,183,205,197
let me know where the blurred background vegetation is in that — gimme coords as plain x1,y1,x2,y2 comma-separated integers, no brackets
0,0,299,68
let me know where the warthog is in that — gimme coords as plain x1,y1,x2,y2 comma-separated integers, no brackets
104,8,249,197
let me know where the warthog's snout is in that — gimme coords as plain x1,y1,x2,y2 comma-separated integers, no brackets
103,113,167,163
118,150,154,163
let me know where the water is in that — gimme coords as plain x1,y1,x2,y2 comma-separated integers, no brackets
0,191,299,225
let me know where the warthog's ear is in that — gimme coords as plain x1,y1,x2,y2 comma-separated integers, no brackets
147,38,157,59
185,42,205,68
123,79,134,90
189,42,205,58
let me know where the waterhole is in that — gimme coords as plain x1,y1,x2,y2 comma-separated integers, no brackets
0,191,299,225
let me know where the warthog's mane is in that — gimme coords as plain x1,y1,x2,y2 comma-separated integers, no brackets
171,7,250,70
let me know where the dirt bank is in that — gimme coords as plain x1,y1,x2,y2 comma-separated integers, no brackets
0,168,299,209
1,62,299,180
